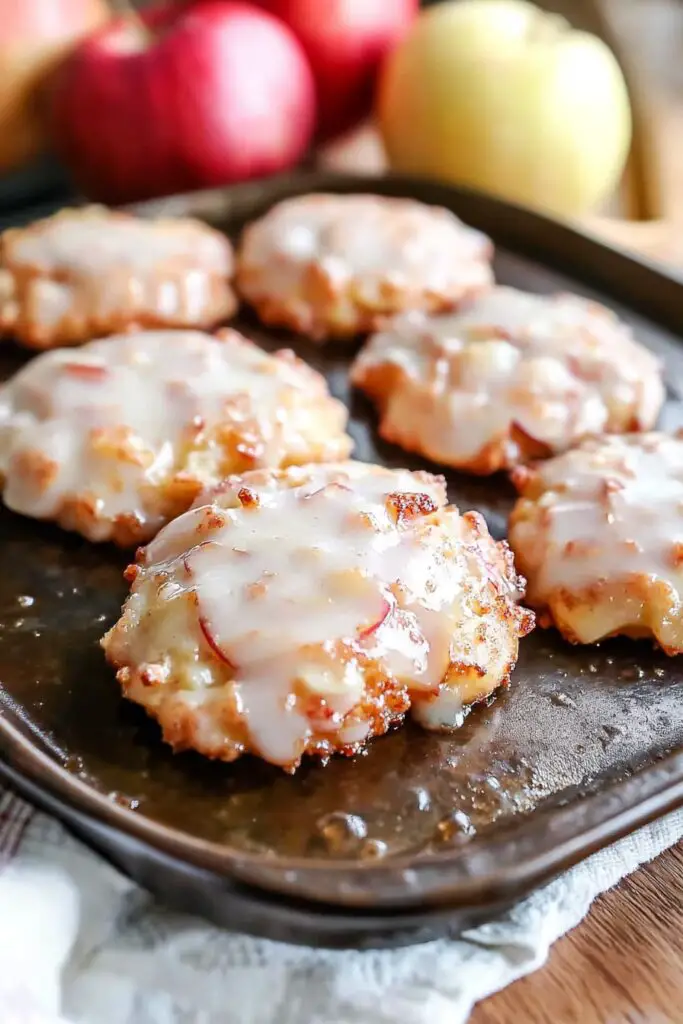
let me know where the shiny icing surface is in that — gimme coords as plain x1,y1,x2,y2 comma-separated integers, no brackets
0,329,351,543
351,286,665,472
236,193,493,339
103,462,532,769
509,433,683,650
6,206,232,275
0,207,236,346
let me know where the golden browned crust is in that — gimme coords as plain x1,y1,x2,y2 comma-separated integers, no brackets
236,266,487,342
235,194,493,342
0,206,238,349
112,638,413,769
0,329,353,545
102,463,533,770
357,361,545,475
107,584,528,769
351,289,664,475
509,438,683,653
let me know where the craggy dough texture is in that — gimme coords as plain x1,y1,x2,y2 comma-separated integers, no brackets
0,329,352,545
236,193,493,341
509,433,683,653
351,287,664,474
0,206,237,348
103,462,534,771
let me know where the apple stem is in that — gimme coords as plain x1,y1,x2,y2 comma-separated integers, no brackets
108,0,152,40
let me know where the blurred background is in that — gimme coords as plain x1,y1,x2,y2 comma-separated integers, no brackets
2,0,682,259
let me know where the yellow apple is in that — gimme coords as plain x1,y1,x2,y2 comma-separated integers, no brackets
377,0,632,217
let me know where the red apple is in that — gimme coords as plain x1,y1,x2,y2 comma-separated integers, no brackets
47,1,317,203
0,0,108,174
256,0,418,140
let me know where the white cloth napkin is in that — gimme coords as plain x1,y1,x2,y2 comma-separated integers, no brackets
1,784,682,1024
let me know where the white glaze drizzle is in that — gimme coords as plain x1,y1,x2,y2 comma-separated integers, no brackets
0,208,235,342
115,463,528,767
239,193,492,308
511,432,683,599
0,330,350,538
352,286,664,468
7,206,231,276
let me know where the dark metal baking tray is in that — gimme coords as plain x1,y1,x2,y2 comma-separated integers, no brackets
2,172,683,948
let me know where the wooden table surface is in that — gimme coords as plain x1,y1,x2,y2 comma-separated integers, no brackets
318,101,683,1020
471,845,683,1023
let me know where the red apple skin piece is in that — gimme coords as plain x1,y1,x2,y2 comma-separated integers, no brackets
47,0,317,203
184,542,238,670
62,361,108,381
198,615,237,671
304,481,352,501
357,594,391,641
256,0,418,140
